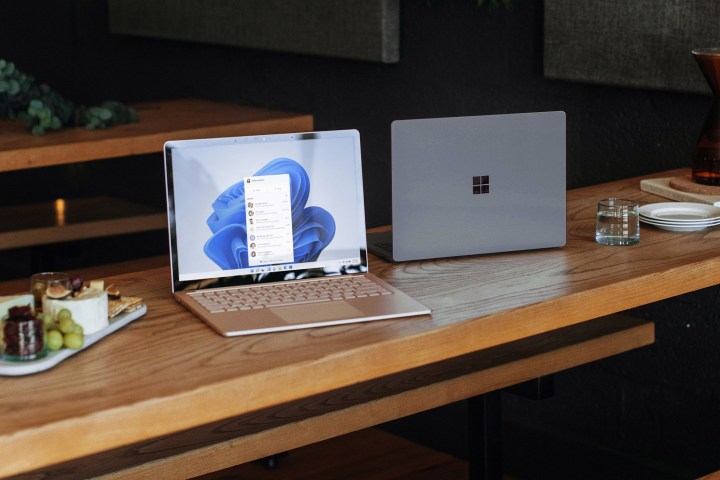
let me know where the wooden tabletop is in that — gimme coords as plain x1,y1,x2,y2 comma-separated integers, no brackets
0,99,313,172
0,168,716,478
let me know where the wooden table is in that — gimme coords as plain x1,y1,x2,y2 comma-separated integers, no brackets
2,168,717,479
0,99,313,250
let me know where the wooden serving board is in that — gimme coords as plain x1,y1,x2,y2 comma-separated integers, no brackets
640,177,720,206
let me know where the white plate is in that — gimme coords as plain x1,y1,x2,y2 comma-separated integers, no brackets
0,304,147,376
644,224,715,232
639,216,720,227
640,218,720,232
639,202,720,223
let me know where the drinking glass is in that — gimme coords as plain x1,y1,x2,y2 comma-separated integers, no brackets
595,198,640,246
30,272,70,313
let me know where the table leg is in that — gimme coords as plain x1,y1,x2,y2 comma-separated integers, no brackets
468,391,503,480
504,375,555,399
468,376,555,479
258,451,289,469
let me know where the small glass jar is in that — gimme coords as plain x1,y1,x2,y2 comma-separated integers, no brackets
2,305,46,361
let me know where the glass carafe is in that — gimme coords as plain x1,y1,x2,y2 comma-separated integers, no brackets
691,48,720,185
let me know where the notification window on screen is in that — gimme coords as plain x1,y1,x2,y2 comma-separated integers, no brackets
245,174,294,266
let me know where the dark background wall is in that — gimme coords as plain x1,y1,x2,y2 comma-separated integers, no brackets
3,0,711,225
2,1,719,479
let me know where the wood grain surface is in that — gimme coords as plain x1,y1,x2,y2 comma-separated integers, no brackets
0,169,711,478
21,314,650,480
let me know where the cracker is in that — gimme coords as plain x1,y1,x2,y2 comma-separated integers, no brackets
122,296,143,308
105,283,121,299
124,303,143,313
108,295,144,318
108,299,129,318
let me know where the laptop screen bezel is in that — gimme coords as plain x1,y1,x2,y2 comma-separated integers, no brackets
163,130,369,293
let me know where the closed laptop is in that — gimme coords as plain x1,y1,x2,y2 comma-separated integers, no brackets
368,111,566,262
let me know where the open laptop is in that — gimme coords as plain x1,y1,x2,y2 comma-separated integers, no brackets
367,111,566,262
163,129,430,336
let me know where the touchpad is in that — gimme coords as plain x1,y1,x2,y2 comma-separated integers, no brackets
273,302,364,324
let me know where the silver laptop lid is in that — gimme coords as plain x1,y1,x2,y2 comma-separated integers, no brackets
164,130,369,292
391,111,566,261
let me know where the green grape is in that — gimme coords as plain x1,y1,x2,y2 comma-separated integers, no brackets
47,330,64,351
63,332,83,350
41,313,56,331
58,316,76,334
72,323,84,336
56,308,72,322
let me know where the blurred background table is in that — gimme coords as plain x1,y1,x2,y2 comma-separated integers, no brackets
0,99,312,250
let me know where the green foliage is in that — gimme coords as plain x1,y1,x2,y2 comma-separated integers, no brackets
77,101,139,131
0,59,41,120
0,59,138,136
16,85,75,136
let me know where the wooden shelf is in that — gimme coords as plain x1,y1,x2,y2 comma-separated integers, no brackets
0,99,314,172
0,99,313,249
0,196,167,250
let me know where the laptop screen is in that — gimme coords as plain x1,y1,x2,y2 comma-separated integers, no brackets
164,130,369,292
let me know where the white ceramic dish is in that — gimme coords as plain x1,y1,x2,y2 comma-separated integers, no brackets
640,217,720,226
640,218,720,232
639,216,720,227
639,202,720,223
0,304,146,376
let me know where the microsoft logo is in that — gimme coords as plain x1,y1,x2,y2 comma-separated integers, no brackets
473,175,489,194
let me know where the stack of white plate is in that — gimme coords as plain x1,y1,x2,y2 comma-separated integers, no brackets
639,202,720,232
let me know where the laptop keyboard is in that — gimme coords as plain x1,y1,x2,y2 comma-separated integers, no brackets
189,275,392,313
